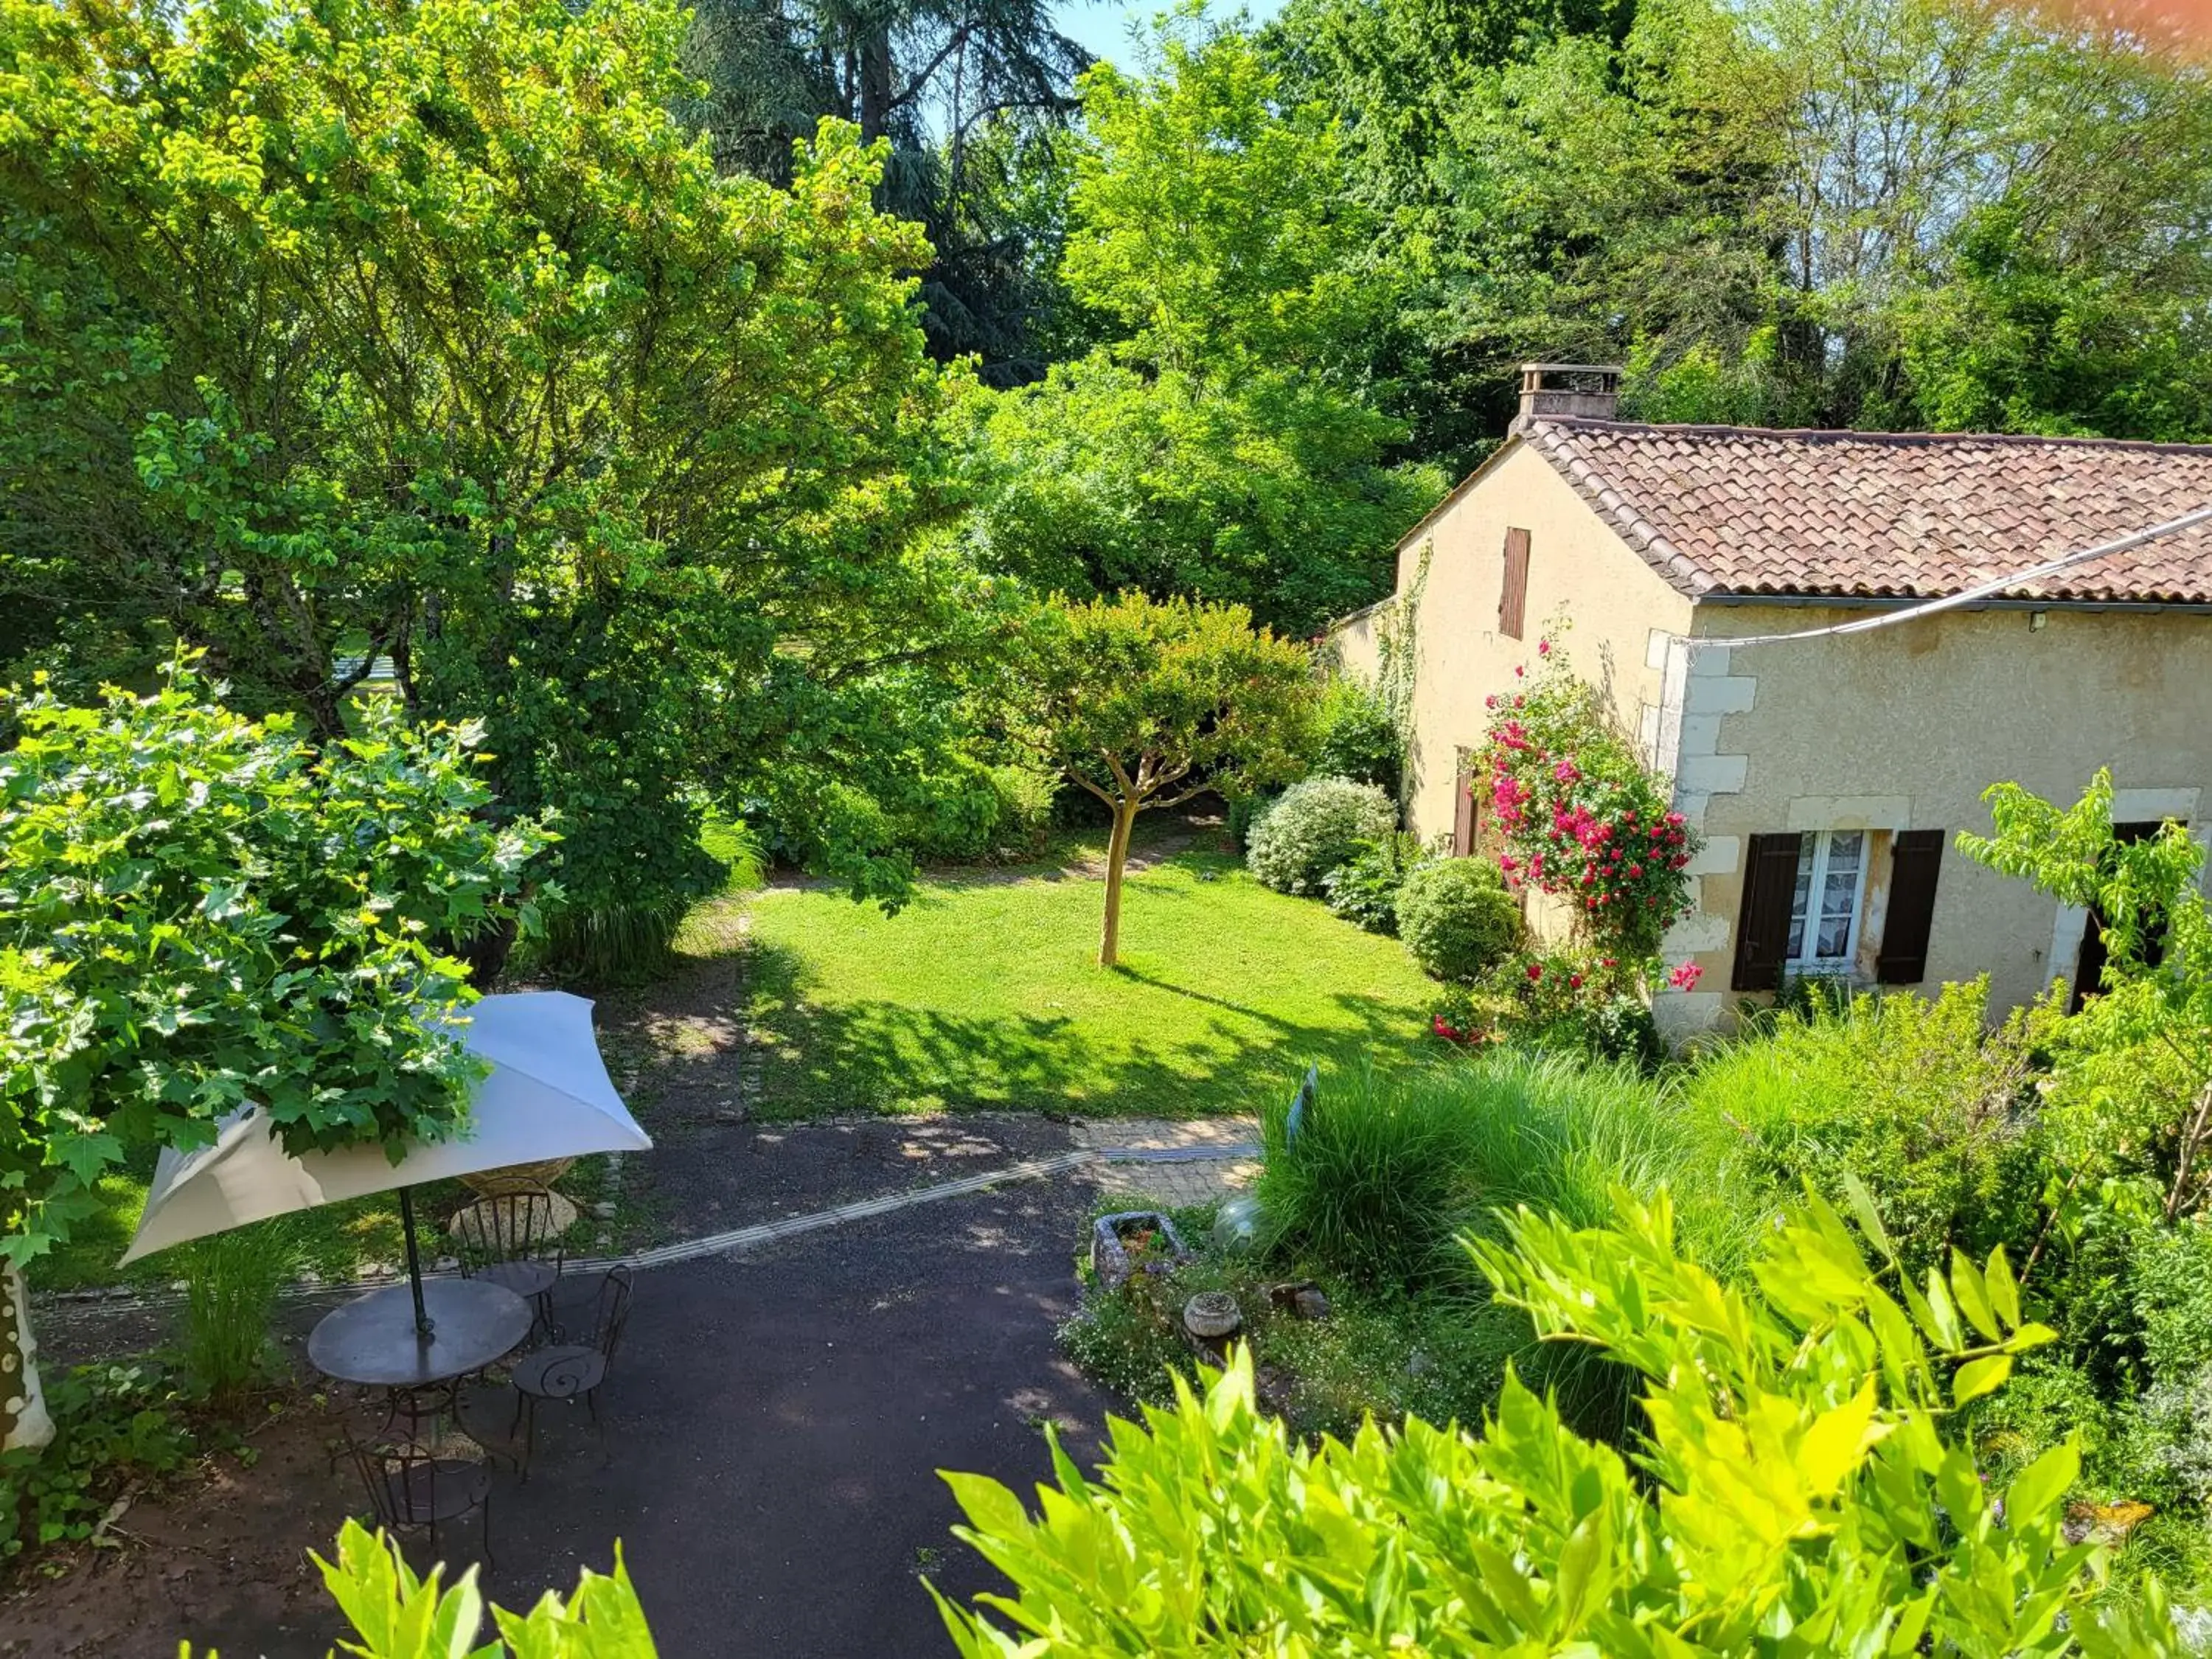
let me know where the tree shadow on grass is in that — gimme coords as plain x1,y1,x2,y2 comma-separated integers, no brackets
742,940,1426,1121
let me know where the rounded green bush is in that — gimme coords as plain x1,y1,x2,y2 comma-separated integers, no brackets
1245,775,1397,896
1397,858,1523,980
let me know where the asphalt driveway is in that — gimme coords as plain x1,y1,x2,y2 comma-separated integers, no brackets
133,1175,1107,1659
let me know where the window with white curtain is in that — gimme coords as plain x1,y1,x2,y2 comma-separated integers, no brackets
1785,830,1867,971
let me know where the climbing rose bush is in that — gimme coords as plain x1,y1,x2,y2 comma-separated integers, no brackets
1431,947,1660,1068
1481,637,1699,961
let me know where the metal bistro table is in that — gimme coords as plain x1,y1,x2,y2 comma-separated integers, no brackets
310,1279,534,1445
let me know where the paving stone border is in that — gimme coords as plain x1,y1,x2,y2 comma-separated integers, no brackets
33,1132,1267,1315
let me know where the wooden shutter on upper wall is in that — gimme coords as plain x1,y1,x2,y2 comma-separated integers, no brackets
1498,529,1531,639
1731,832,1803,992
1875,830,1946,984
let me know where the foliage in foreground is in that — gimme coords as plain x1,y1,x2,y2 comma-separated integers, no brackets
939,1189,2180,1656
182,1518,656,1657
0,664,547,1263
0,664,546,1447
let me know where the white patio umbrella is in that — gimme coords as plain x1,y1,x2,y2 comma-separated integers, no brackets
121,991,651,1333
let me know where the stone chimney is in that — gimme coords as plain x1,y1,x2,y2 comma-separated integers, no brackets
1511,363,1624,431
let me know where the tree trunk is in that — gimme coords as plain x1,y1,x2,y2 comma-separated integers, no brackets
1099,800,1136,968
858,27,894,142
1,1259,54,1452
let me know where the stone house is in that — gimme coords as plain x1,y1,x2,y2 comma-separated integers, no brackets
1329,365,2212,1042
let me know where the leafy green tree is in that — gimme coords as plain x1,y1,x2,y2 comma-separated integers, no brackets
678,0,1092,375
1960,771,2212,1222
0,0,983,957
1067,8,1393,384
956,359,1441,635
954,13,1444,633
1005,594,1315,967
0,665,546,1450
1268,0,2212,451
935,1188,2180,1655
1890,208,2212,442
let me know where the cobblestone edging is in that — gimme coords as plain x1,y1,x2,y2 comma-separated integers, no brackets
34,1135,1266,1316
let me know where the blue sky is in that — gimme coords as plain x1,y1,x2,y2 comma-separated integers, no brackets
1052,0,1285,68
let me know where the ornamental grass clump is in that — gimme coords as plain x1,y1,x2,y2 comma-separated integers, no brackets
1258,1050,1760,1298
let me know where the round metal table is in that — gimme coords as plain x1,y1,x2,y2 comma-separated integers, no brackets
309,1279,533,1389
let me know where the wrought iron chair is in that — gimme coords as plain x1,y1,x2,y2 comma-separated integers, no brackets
508,1266,633,1478
344,1429,495,1569
453,1191,565,1341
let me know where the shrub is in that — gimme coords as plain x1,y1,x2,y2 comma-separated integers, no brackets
936,1194,2154,1657
1443,948,1662,1068
1222,789,1276,849
2,1363,195,1568
1320,832,1427,934
1396,858,1522,979
1673,978,2058,1272
1310,678,1401,796
697,807,768,891
181,1220,299,1411
2130,1219,2212,1388
1244,775,1395,897
902,759,1060,864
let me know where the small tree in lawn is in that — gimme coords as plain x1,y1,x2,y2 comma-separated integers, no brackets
0,662,548,1450
1008,594,1316,967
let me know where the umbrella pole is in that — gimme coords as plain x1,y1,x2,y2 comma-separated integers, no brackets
399,1187,433,1339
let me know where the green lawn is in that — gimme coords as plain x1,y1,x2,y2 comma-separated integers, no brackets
742,833,1438,1119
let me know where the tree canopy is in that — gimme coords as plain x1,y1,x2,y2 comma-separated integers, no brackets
1005,592,1315,965
0,0,998,939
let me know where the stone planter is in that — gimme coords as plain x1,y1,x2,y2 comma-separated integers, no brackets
459,1158,576,1198
1182,1291,1242,1340
1090,1211,1191,1290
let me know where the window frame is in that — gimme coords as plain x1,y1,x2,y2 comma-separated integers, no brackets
1786,829,1870,974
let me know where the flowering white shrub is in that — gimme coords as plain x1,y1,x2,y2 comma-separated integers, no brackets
1245,775,1397,896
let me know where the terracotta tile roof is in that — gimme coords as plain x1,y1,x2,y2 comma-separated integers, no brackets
1520,420,2212,605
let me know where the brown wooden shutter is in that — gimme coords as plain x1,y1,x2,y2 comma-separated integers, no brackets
1731,833,1804,992
1875,829,1944,984
1453,759,1477,857
1498,529,1531,639
2071,821,2169,1008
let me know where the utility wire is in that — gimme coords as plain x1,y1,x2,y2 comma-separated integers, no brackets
1680,502,2212,653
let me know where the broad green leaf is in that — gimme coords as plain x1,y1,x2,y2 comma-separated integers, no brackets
2008,1440,2081,1531
1952,1354,2011,1407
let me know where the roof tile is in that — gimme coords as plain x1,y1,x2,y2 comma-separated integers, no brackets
1519,420,2212,605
